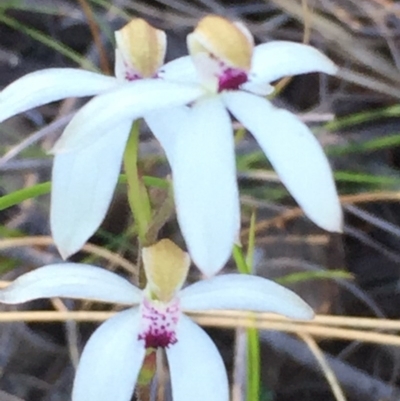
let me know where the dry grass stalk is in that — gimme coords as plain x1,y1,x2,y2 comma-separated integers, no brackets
298,333,347,401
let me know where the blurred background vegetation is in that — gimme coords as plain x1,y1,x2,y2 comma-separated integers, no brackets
1,0,400,400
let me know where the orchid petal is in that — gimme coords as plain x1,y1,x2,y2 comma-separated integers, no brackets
0,68,118,123
252,41,338,79
171,97,240,276
51,120,131,259
0,263,141,305
158,56,199,85
180,274,314,320
144,106,190,163
73,308,145,401
52,80,204,152
224,91,342,232
243,41,337,94
166,315,228,401
240,80,274,96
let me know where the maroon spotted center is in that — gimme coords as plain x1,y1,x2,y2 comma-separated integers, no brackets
138,298,180,348
218,68,248,92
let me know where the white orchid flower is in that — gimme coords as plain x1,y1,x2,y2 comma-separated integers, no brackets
0,239,313,401
160,16,343,276
51,15,342,277
0,18,203,260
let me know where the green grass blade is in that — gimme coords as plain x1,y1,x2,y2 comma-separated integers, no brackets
0,14,99,71
233,245,249,275
276,270,353,285
0,0,66,15
325,105,400,132
88,0,131,20
0,175,168,211
334,171,400,186
328,133,400,156
0,182,51,211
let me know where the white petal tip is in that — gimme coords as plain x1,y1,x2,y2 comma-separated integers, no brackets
316,221,343,233
199,270,216,280
326,63,339,76
183,236,235,278
330,224,343,234
314,220,343,234
294,304,315,320
54,237,81,260
313,207,344,233
271,291,315,320
58,247,75,260
192,256,229,279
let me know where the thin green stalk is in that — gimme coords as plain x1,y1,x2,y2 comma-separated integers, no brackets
245,210,260,401
324,105,400,132
1,1,63,15
245,211,256,268
233,245,249,274
247,327,261,401
145,186,174,246
276,269,353,284
123,121,152,244
88,0,132,21
234,127,246,144
136,349,157,401
0,175,168,212
0,182,51,210
233,210,261,401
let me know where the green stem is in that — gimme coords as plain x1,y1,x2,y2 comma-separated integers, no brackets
245,210,256,268
247,327,260,401
144,185,174,246
136,349,157,401
234,209,261,401
233,245,249,275
123,121,152,244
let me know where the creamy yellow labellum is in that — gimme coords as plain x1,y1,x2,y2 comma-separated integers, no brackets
115,18,166,78
187,15,253,70
142,239,190,303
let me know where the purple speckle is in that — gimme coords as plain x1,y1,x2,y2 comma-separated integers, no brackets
125,72,141,81
138,298,180,349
